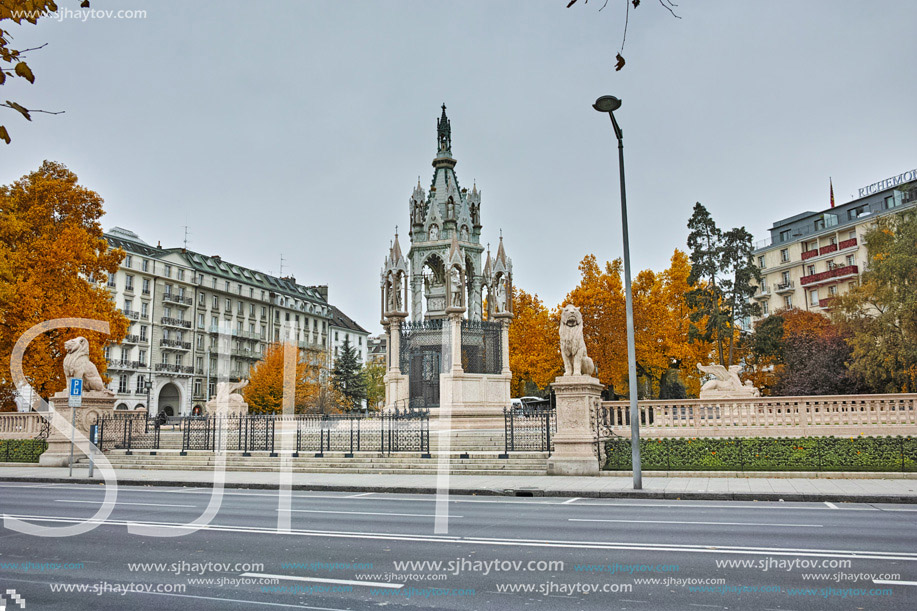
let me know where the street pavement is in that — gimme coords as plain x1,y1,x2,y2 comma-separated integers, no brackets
0,483,915,610
1,464,916,503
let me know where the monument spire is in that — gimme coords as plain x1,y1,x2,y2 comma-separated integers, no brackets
436,103,452,158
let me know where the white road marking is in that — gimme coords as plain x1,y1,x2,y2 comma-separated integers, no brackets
873,579,917,586
278,509,462,518
6,513,917,562
55,500,196,508
242,572,402,589
345,492,374,498
561,498,581,504
570,518,823,528
824,502,839,510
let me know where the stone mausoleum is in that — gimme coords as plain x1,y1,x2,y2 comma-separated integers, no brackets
381,106,512,425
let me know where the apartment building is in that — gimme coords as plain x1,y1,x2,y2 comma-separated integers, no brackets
103,227,358,416
751,169,917,321
329,305,369,364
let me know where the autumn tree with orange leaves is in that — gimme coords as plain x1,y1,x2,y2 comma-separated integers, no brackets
508,289,562,396
243,343,340,414
0,161,128,410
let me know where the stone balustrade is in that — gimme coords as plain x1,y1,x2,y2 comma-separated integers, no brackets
597,394,917,438
0,412,46,439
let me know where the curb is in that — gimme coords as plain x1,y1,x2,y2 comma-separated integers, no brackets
2,476,915,504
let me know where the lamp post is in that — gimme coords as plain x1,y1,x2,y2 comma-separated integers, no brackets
593,95,642,490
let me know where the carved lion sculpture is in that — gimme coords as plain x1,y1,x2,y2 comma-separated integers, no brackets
213,380,248,406
63,336,113,394
559,304,595,377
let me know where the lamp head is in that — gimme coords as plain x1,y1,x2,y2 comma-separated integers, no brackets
593,95,622,113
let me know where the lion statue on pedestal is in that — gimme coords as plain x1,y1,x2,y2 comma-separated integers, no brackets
559,304,596,377
63,336,113,395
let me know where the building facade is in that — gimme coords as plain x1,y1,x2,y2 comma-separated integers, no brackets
751,170,917,321
103,228,362,416
329,306,369,365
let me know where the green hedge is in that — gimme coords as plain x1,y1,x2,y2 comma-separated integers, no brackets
603,436,917,472
0,439,48,463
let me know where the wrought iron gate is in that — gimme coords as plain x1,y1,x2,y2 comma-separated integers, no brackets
401,320,444,410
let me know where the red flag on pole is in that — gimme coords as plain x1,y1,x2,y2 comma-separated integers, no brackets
830,177,835,208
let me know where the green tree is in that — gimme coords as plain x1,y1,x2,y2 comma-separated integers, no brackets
833,209,917,392
685,203,761,367
362,360,385,411
0,160,128,409
331,337,366,411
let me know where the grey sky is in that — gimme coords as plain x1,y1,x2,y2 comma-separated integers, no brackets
3,1,915,335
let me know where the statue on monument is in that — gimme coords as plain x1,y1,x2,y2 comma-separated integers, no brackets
391,274,403,311
206,380,249,415
559,305,596,377
63,336,114,395
450,268,462,308
493,277,506,314
697,364,761,398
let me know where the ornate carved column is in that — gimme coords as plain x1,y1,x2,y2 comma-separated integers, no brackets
411,274,423,320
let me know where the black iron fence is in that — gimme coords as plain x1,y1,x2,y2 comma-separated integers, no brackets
98,414,162,454
461,320,502,374
99,412,430,457
500,405,555,456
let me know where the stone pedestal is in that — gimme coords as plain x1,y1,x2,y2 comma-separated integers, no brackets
204,400,249,417
547,375,601,476
40,391,116,467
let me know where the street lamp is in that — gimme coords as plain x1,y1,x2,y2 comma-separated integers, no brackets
593,95,643,490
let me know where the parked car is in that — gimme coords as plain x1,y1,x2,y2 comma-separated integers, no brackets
511,396,550,416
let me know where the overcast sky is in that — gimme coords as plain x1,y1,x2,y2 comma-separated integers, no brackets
3,1,915,335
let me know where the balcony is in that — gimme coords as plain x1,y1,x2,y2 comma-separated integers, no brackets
801,248,819,261
160,317,191,329
160,338,191,350
153,363,195,375
231,348,259,360
142,288,150,295
818,297,837,309
819,243,838,256
163,292,193,306
774,281,795,294
839,237,858,250
801,264,858,287
121,334,140,344
123,309,141,320
124,285,134,294
107,359,145,370
753,285,771,300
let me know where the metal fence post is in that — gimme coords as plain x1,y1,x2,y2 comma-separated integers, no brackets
243,415,250,457
269,416,277,457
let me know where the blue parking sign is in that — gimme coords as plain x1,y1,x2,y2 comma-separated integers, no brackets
69,378,83,407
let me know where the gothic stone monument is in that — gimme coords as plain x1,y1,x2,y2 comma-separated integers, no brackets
40,336,116,467
381,105,513,427
547,305,601,475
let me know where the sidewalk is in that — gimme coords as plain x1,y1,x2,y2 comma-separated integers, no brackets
1,466,916,503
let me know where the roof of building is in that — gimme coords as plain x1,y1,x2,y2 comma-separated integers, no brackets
329,305,369,335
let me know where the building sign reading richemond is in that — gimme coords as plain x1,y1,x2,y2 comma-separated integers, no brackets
858,169,917,198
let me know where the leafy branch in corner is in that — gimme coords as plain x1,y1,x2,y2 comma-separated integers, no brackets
566,0,681,71
0,1,89,144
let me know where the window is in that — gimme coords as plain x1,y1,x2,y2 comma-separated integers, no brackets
124,298,133,312
814,218,825,231
163,306,172,318
197,313,205,328
104,346,111,360
828,285,837,297
178,269,185,281
829,236,837,245
261,306,267,318
140,325,148,341
136,375,146,392
161,353,169,365
758,256,765,269
784,295,793,308
780,249,789,263
141,259,149,272
762,301,769,316
779,229,791,242
846,254,856,267
237,301,244,314
164,264,172,278
118,375,129,394
197,335,203,349
249,323,255,334
164,283,173,297
260,325,266,340
335,331,339,341
142,278,150,294
208,380,215,398
249,288,254,298
781,271,790,285
175,354,183,367
250,303,255,316
884,195,897,210
225,281,230,291
848,231,856,240
809,290,818,306
125,275,134,291
141,302,149,318
225,298,231,312
211,277,217,289
124,255,132,268
138,349,146,365
358,336,362,345
806,265,815,276
194,379,202,396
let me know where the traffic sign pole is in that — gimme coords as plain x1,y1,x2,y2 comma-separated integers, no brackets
68,378,83,477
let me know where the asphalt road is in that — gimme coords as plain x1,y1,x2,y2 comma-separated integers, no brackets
0,483,915,610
